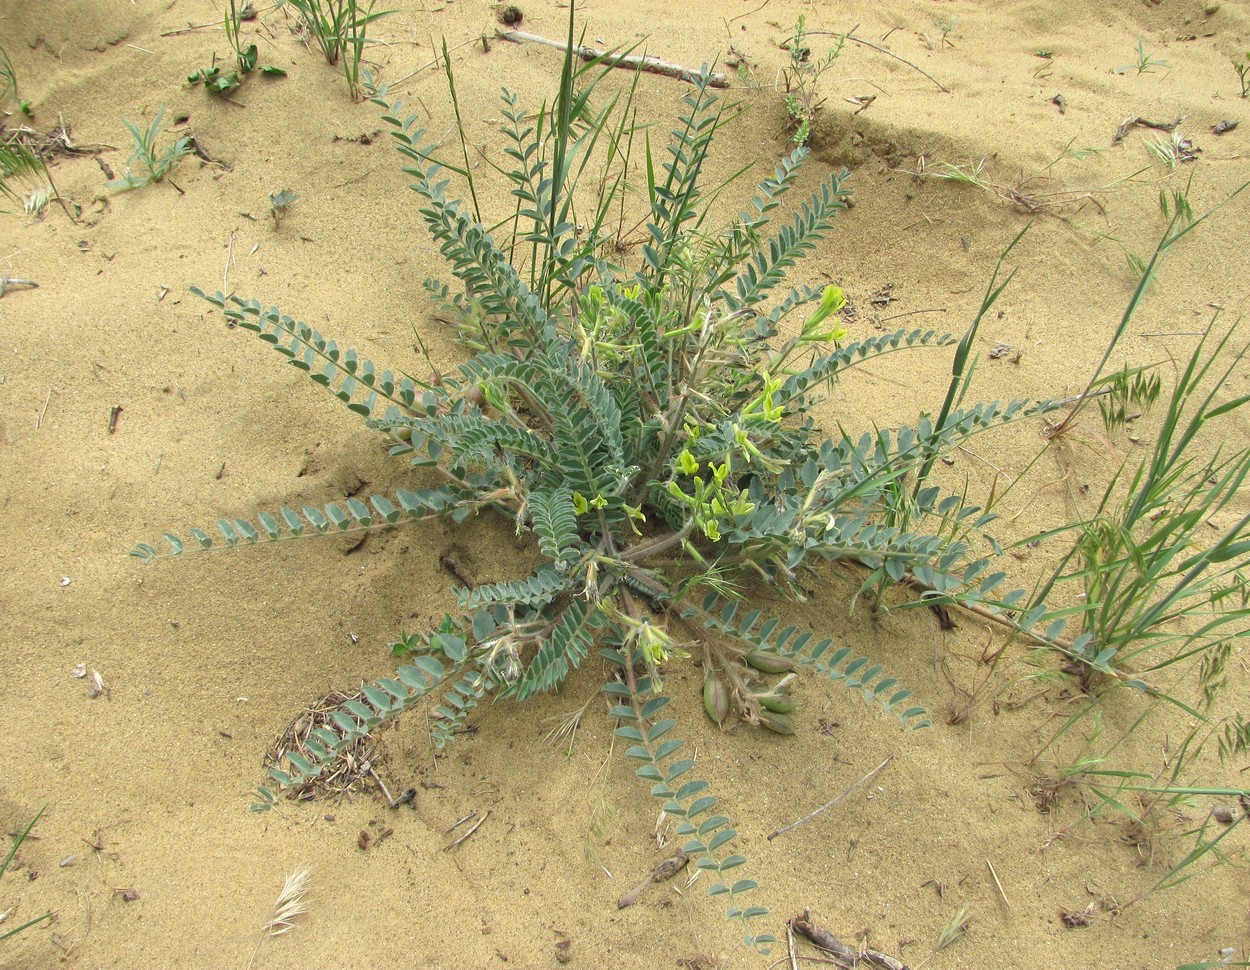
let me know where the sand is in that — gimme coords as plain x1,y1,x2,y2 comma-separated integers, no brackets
2,0,1248,967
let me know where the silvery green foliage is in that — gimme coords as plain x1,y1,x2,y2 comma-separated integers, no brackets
137,35,1063,949
105,105,192,191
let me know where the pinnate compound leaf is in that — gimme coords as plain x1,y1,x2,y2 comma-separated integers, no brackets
129,492,433,562
686,592,929,729
512,598,597,699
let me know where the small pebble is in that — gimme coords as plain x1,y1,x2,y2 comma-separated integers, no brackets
1213,805,1236,824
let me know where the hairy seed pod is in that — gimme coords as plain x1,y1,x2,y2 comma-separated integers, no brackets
759,710,795,735
463,384,485,409
392,425,413,443
703,672,730,726
755,691,796,715
745,649,796,674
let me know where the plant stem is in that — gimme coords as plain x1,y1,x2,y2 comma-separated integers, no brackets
494,29,729,88
808,26,950,93
621,521,694,562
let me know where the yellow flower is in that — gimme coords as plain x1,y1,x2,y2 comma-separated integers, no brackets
801,284,848,343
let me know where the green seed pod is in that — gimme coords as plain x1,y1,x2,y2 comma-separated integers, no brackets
391,425,414,443
745,649,796,674
759,710,795,735
755,691,796,714
702,671,731,726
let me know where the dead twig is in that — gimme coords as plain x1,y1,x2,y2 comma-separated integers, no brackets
222,230,236,293
445,811,477,833
160,20,222,37
767,756,893,840
444,810,490,850
495,29,728,88
808,28,949,93
1113,115,1185,143
791,909,911,970
388,36,483,88
616,851,690,908
366,764,416,809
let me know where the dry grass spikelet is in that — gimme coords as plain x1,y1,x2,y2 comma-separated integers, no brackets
247,866,312,968
265,866,312,937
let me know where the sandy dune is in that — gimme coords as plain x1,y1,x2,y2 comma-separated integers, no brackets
2,0,1248,967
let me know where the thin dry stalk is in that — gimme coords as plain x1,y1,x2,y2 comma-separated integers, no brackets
986,859,1010,910
767,756,893,840
807,26,950,93
495,28,728,87
444,810,490,851
791,909,911,970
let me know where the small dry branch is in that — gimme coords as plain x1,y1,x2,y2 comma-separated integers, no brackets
616,851,690,908
495,29,728,88
791,909,911,970
1113,114,1185,143
444,810,490,850
807,27,949,93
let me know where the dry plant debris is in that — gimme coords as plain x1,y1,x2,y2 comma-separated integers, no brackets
616,850,691,908
264,688,384,802
790,909,911,970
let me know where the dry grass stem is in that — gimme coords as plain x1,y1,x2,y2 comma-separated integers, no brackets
767,756,893,840
444,810,490,850
987,858,1011,910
